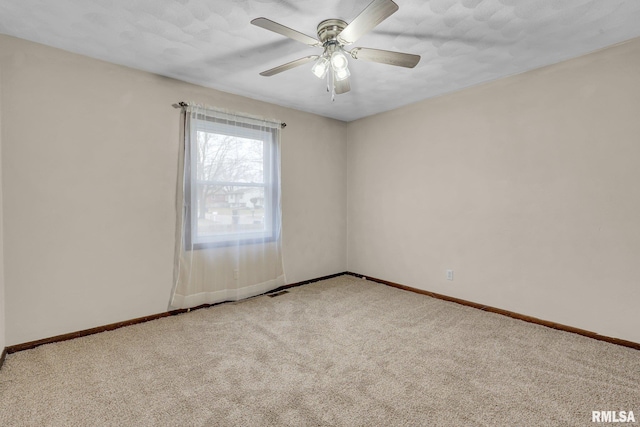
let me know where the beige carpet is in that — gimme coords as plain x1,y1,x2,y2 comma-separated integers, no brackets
1,275,638,426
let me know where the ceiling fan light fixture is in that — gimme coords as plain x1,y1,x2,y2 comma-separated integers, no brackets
311,56,330,79
330,50,349,71
334,66,351,81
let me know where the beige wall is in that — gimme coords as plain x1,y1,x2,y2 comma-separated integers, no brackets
0,35,347,346
1,31,638,347
347,38,640,343
0,65,5,352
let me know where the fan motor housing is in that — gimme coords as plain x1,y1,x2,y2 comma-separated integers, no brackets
317,19,347,45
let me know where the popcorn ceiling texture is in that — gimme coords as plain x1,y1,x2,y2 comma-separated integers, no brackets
1,0,640,121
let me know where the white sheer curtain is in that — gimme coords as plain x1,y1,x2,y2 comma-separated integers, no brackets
170,104,285,309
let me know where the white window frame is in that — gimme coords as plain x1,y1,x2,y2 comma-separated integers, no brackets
185,113,280,248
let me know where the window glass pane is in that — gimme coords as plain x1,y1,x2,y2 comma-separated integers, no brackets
188,115,277,247
196,131,264,184
195,185,267,240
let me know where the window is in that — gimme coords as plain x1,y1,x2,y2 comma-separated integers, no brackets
185,111,280,248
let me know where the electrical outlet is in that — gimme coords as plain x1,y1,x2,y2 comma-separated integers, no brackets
446,269,454,281
233,269,239,280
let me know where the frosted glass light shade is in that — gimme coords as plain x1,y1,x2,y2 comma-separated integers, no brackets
330,50,348,71
334,66,350,81
311,56,330,79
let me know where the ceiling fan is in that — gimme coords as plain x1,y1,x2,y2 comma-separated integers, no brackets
251,0,421,99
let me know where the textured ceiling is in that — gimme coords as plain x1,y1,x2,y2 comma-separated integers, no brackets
1,0,640,121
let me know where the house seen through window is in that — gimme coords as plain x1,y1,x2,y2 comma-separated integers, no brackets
187,114,279,247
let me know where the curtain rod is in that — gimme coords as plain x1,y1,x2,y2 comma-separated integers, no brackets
173,102,286,128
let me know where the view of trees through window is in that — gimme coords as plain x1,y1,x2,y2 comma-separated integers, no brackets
195,130,269,241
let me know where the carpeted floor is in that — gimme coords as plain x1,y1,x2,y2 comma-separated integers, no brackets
0,275,638,426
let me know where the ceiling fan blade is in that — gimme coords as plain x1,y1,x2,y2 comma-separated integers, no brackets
350,47,420,68
251,18,321,47
337,0,399,45
335,77,351,95
259,55,319,76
